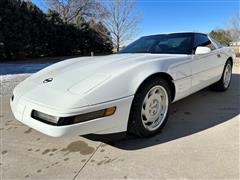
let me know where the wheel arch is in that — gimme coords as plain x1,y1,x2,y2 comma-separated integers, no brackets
134,72,176,102
226,56,233,66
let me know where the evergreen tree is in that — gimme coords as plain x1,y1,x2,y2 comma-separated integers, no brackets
0,0,112,61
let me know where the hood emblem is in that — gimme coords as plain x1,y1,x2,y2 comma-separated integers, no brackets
43,78,53,83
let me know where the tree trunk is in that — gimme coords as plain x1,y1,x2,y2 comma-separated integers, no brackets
117,36,120,52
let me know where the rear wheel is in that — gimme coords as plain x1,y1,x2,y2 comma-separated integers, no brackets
211,60,232,91
127,78,171,137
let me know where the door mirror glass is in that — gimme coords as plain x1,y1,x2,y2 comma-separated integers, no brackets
195,46,211,55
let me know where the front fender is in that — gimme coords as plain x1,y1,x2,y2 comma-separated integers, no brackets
81,59,186,105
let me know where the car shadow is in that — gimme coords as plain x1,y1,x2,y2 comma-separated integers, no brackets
83,73,240,150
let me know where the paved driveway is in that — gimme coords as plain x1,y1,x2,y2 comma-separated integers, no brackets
0,66,239,179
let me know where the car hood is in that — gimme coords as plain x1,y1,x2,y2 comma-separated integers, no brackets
27,54,182,92
14,53,187,109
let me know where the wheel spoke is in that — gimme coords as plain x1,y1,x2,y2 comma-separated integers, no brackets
141,104,150,122
141,85,169,131
223,64,232,88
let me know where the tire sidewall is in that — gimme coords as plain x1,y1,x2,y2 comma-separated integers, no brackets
128,78,171,137
221,61,232,90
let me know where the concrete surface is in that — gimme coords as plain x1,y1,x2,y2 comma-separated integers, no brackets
0,66,239,179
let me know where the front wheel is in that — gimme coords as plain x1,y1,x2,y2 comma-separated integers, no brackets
127,78,171,137
211,60,232,91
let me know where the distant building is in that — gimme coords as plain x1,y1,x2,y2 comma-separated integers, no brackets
230,40,240,46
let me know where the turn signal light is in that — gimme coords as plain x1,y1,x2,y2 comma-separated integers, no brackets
104,106,116,116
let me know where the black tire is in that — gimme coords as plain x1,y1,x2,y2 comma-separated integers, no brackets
211,60,232,92
127,78,171,137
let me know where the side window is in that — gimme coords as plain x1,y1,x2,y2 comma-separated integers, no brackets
194,34,216,51
155,36,192,54
122,38,156,53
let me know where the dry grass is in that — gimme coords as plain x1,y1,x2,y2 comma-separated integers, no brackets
234,57,240,67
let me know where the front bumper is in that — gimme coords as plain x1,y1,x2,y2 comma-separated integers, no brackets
10,96,134,137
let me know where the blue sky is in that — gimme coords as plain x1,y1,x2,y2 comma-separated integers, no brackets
33,0,239,38
135,0,239,36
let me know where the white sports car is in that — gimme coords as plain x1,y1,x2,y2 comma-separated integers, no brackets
10,32,236,137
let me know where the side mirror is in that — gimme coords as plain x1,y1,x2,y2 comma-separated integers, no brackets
195,46,211,55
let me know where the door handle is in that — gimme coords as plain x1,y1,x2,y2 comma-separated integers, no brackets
217,54,221,58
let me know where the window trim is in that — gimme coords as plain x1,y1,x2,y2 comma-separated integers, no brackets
208,36,222,49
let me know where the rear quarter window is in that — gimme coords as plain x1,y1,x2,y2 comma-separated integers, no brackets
209,36,224,48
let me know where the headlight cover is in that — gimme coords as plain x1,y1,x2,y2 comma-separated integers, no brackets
31,106,116,126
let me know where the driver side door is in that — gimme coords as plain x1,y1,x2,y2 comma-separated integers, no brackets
191,34,223,93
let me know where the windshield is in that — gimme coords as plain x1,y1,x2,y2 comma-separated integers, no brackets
120,33,194,54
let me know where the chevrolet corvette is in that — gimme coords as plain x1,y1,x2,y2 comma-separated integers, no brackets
10,32,236,137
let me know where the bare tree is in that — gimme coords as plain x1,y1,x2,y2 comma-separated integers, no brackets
228,12,240,40
47,0,107,24
104,0,141,52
